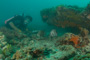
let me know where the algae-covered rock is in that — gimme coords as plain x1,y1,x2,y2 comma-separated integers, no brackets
37,30,45,38
40,4,90,29
73,53,90,60
0,32,3,36
0,48,3,54
5,56,11,60
57,45,76,60
0,32,6,41
11,47,33,60
2,44,12,56
82,43,90,52
0,54,5,60
0,32,7,48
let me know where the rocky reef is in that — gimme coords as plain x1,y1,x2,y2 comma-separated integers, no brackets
0,31,13,60
56,27,90,48
0,27,90,60
73,52,90,60
40,3,90,30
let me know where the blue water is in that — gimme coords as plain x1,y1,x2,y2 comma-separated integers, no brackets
0,0,90,30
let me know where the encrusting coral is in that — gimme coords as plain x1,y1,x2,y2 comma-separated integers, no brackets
56,30,90,48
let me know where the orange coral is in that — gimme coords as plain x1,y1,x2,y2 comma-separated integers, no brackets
69,35,80,48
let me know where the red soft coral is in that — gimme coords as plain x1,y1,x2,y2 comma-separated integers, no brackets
70,35,80,48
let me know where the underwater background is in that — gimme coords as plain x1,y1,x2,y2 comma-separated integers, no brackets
0,0,90,60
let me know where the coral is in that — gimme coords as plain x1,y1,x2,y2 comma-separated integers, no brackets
79,27,89,38
0,32,7,48
50,29,57,37
79,27,90,46
69,34,80,48
0,26,90,60
0,32,12,59
0,27,15,39
2,44,12,51
0,27,27,40
11,43,54,60
59,45,76,53
2,44,12,56
12,51,23,60
63,33,73,41
4,56,11,60
0,54,5,60
30,49,43,58
82,43,90,52
73,53,90,60
56,32,90,48
87,14,90,19
37,30,45,38
0,48,3,54
0,32,3,35
56,33,75,45
55,45,76,60
0,32,6,41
